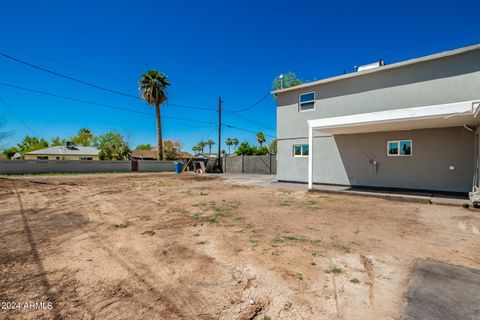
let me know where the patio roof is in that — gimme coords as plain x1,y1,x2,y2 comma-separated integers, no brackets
308,100,480,135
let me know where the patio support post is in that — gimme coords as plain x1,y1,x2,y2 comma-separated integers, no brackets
308,125,313,190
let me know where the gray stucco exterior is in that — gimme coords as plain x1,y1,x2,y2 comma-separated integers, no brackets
276,46,480,193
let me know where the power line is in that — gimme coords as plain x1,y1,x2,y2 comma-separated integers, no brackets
0,50,141,99
224,92,271,113
222,124,276,139
0,82,215,125
0,50,217,111
0,43,132,85
223,109,275,132
0,96,38,136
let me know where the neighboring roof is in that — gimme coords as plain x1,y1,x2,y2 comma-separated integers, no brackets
273,43,480,94
308,100,480,135
129,149,158,159
177,151,194,158
25,146,99,156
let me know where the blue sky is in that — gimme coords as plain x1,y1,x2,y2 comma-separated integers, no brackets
0,0,479,153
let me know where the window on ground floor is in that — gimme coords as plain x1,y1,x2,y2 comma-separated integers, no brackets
36,156,48,160
293,144,309,157
387,140,412,156
80,157,93,160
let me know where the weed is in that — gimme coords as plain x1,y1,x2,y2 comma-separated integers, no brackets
261,316,272,320
245,224,253,229
162,249,168,255
196,241,206,245
200,191,208,196
250,239,260,247
208,217,219,224
296,273,303,281
235,248,243,253
312,239,322,245
338,244,351,253
234,216,244,221
141,230,155,236
350,278,360,284
283,302,292,311
193,233,200,237
326,266,343,274
278,200,290,206
311,261,317,266
115,222,130,228
272,235,305,246
227,200,241,209
215,211,230,217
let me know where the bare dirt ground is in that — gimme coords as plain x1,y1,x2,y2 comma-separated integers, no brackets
0,173,479,320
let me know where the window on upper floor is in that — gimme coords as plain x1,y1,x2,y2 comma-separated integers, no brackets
293,144,309,157
387,140,412,156
299,92,315,112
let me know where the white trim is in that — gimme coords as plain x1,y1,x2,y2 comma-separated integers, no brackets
293,144,309,157
387,140,413,157
298,91,316,112
308,100,480,134
308,126,313,189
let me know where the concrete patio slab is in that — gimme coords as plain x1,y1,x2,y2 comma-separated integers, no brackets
214,173,470,207
403,261,480,320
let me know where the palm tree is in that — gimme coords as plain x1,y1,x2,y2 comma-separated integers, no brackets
197,141,207,154
192,145,199,155
139,70,170,160
73,128,94,146
225,138,233,154
206,139,215,155
232,138,239,151
256,132,266,148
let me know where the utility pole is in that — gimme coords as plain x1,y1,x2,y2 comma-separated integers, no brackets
217,96,223,173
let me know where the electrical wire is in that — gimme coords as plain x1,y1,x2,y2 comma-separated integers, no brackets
224,92,271,113
223,109,275,132
222,124,275,138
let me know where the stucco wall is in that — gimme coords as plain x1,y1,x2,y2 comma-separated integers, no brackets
137,160,175,172
276,49,480,192
277,127,474,193
0,160,131,174
277,49,480,139
224,155,277,174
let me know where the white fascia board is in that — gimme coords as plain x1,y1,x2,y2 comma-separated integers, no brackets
308,100,479,130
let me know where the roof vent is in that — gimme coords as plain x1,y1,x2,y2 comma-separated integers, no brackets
65,141,75,149
355,59,385,72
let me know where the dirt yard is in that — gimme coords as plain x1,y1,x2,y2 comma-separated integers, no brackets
0,173,478,320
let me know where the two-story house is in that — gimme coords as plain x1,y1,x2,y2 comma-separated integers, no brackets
274,44,480,194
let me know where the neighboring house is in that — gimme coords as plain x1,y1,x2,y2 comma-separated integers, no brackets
128,150,158,160
274,44,480,194
24,143,99,160
11,152,22,160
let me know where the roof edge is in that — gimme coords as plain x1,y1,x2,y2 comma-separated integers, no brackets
272,43,480,95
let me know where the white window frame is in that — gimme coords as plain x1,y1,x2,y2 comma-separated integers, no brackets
387,140,413,157
298,91,316,112
293,144,309,157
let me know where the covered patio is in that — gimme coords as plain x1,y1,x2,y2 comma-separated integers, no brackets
307,100,480,191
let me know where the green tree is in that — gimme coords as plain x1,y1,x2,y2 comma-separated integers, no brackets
139,70,170,160
93,132,129,160
256,132,266,147
206,139,215,155
17,136,49,154
163,140,182,160
197,141,207,154
192,145,200,155
268,139,277,154
235,141,255,156
135,143,153,150
3,147,18,159
272,72,302,91
232,138,239,151
225,138,233,154
51,136,66,146
72,128,94,146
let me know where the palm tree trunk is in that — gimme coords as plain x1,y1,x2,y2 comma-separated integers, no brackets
155,103,163,160
209,145,211,155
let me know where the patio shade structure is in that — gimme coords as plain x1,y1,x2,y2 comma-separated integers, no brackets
307,100,480,189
